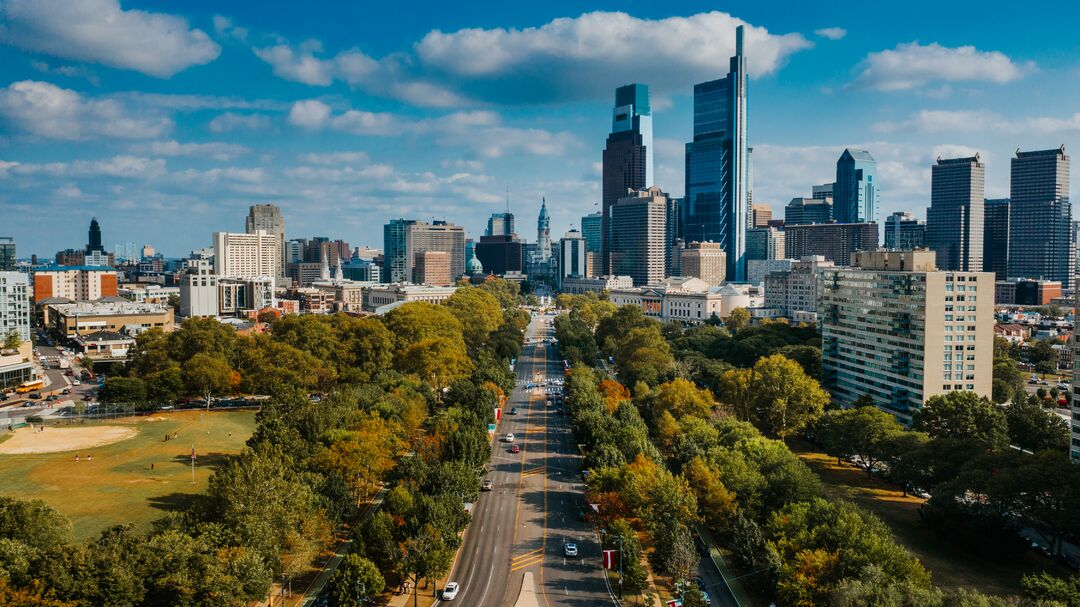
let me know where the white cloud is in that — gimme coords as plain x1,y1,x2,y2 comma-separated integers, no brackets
254,43,336,86
30,60,100,85
854,42,1031,91
0,80,172,140
288,99,333,129
132,140,250,161
208,112,271,133
10,155,166,179
330,110,401,136
874,109,1080,135
299,151,371,165
814,27,846,40
0,0,220,77
213,15,248,43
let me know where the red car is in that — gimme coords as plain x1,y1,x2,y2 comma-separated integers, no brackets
511,444,520,454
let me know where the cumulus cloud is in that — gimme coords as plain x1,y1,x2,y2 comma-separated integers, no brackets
814,27,846,40
0,80,172,140
208,112,272,133
288,99,333,129
9,155,166,179
250,11,809,107
874,109,1080,135
131,140,250,161
854,42,1031,91
0,0,220,77
298,151,370,165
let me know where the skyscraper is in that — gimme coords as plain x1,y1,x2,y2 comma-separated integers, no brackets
834,149,879,224
537,198,552,261
246,204,286,278
404,221,466,283
884,212,926,250
927,156,984,271
557,230,587,288
581,212,602,253
1008,147,1072,288
486,212,515,237
750,204,772,228
0,237,14,272
87,218,103,254
683,25,749,281
746,227,785,261
610,187,669,286
983,199,1010,280
785,197,833,225
602,83,653,273
383,219,418,283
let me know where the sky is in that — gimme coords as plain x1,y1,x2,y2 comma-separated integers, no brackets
2,0,1079,258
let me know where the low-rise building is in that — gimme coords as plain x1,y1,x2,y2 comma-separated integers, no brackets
559,275,633,295
118,283,179,304
364,283,457,313
47,300,174,337
609,277,761,324
74,331,136,362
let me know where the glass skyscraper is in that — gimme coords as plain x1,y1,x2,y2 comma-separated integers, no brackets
602,83,653,273
580,212,602,253
926,155,984,271
682,25,748,281
1008,147,1072,288
982,198,1010,280
834,149,879,224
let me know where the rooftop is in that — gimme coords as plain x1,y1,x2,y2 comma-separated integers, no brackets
51,300,169,316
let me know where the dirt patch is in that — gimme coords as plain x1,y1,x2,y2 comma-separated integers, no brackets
0,426,137,454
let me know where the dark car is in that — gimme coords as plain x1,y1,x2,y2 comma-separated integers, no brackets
509,407,518,415
28,392,41,399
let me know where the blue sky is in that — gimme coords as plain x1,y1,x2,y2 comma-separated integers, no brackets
2,0,1079,257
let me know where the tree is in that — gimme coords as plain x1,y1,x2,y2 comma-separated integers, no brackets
817,406,903,472
722,354,828,438
596,305,653,355
328,554,385,607
0,498,72,552
316,415,404,503
613,326,675,388
398,524,453,607
1007,398,1070,452
397,337,473,394
992,357,1025,404
681,457,737,529
0,578,76,607
444,287,502,351
725,307,750,333
382,302,465,354
181,353,234,410
98,377,147,404
914,391,1008,449
1028,339,1060,375
144,365,183,404
650,378,715,421
2,330,20,351
1021,571,1080,606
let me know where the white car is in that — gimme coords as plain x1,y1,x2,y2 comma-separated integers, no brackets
564,543,578,557
71,379,81,386
504,433,515,443
442,582,460,600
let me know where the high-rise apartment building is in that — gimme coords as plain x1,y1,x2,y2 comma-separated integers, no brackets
746,227,785,261
927,156,984,271
983,198,1010,280
413,251,452,286
602,83,653,273
213,230,283,281
404,221,466,283
610,187,669,286
486,212,515,238
763,255,834,320
820,250,993,424
581,212,602,253
884,212,926,250
683,26,749,281
680,241,727,285
245,204,286,277
834,149,879,224
784,222,878,263
0,272,31,344
750,204,772,228
32,266,118,302
0,237,14,271
784,197,833,225
557,230,588,287
1008,147,1073,288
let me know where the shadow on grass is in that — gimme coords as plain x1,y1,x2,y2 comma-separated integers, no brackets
168,452,233,469
146,491,212,513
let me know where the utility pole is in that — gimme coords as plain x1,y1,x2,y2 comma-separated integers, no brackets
618,534,623,599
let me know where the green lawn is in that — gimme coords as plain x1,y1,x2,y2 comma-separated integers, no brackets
789,439,1069,596
0,410,256,540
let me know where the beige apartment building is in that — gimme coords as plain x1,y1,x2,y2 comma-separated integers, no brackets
47,301,175,337
819,249,993,425
680,241,727,285
213,230,282,282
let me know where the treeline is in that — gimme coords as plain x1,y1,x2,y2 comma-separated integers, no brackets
0,280,525,607
555,295,1078,606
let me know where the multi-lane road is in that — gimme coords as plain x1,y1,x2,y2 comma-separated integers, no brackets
446,313,613,606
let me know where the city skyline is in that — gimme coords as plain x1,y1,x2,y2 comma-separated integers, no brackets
2,1,1079,256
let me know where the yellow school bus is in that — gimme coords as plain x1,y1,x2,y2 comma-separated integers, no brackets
16,380,44,394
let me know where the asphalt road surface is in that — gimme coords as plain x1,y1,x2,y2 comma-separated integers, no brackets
444,313,613,607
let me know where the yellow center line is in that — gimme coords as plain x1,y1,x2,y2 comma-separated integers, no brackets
509,555,545,572
539,342,553,607
512,350,537,545
512,547,545,561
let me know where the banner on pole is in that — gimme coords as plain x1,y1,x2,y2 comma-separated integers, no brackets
602,549,617,570
494,407,502,421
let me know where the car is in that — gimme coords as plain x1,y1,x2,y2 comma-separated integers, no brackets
564,543,578,557
504,433,514,443
45,394,59,401
71,379,81,386
509,407,518,415
701,591,712,605
61,388,71,395
28,392,41,399
911,487,931,499
442,582,460,600
1028,379,1041,384
481,479,493,491
511,444,520,454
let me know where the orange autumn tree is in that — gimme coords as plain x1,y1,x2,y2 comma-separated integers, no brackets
598,379,630,414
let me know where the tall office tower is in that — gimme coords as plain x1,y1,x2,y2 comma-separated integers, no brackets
784,197,834,225
87,217,103,253
413,251,452,286
246,204,286,278
680,241,727,285
834,149,879,224
610,187,669,286
812,183,833,200
0,237,14,271
537,198,552,261
683,25,749,281
784,222,879,263
750,204,772,228
1009,147,1073,288
475,235,524,276
557,230,588,287
0,272,31,345
602,83,653,273
405,221,466,283
982,198,1009,279
213,231,283,281
746,227,786,261
927,156,984,271
83,217,111,266
821,250,993,424
665,197,681,276
486,212,515,237
581,212,602,253
383,219,418,283
884,212,926,250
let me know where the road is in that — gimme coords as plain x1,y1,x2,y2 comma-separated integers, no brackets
445,313,613,607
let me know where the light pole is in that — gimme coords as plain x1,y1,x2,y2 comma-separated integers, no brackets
617,534,623,599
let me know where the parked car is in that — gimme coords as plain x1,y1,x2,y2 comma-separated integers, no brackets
442,582,460,601
71,380,81,386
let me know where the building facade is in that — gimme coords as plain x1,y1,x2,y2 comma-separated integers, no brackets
609,277,760,324
47,301,175,337
834,149,879,224
213,230,282,281
0,237,14,271
0,272,30,344
680,241,727,286
762,256,834,320
557,230,588,286
1008,147,1073,288
581,212,602,253
884,212,926,250
747,258,795,286
179,259,218,318
784,222,879,264
682,26,749,281
750,204,772,228
413,250,452,286
746,227,785,261
405,221,466,284
32,267,118,302
983,198,1010,280
486,212,515,237
784,197,834,225
819,250,993,424
927,156,984,271
475,235,524,276
602,83,653,273
383,219,418,283
245,204,286,277
559,275,633,295
609,187,669,287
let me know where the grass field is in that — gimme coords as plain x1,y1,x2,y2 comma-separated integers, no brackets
789,439,1067,596
0,410,256,540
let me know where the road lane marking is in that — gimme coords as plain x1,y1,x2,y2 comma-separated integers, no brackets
510,555,544,572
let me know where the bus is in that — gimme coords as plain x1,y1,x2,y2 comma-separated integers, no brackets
16,380,44,394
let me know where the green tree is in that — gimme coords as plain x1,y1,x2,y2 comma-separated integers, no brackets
98,376,147,404
382,302,465,354
0,497,72,552
444,287,502,351
2,330,20,351
614,325,675,388
914,391,1008,449
328,554,385,607
144,365,183,404
398,524,453,607
397,337,473,394
725,307,750,333
596,305,653,355
1007,398,1070,452
817,406,904,472
1022,571,1080,606
649,378,715,421
181,353,234,410
1028,339,1060,375
721,354,828,438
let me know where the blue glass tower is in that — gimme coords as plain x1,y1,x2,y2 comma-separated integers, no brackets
682,26,748,281
834,149,879,224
